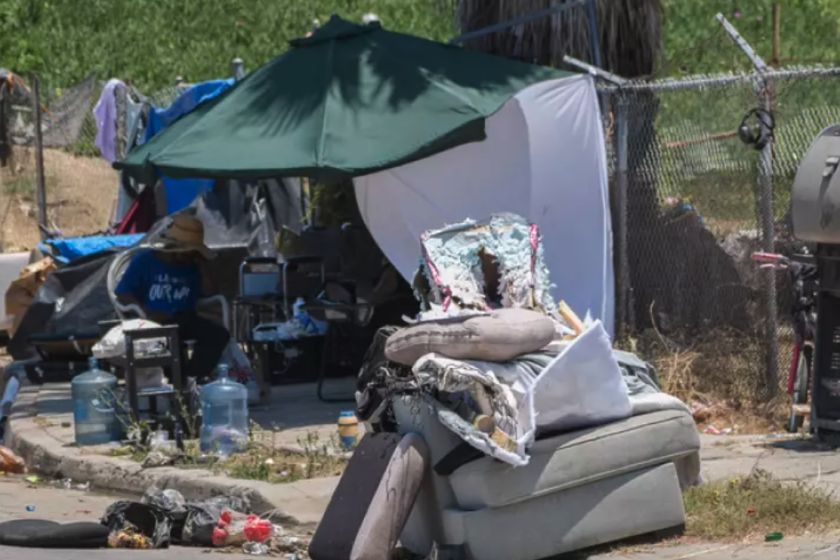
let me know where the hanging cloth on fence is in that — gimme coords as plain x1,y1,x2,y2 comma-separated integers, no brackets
94,79,125,163
144,80,234,214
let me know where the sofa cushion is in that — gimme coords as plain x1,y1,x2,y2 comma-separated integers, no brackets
385,308,555,366
448,410,700,509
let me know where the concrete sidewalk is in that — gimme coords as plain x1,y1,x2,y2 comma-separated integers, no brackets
5,377,359,528
700,433,840,493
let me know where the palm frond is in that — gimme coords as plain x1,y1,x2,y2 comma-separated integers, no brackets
456,0,663,78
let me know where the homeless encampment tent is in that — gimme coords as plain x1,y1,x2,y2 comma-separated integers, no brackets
7,179,300,363
114,16,613,335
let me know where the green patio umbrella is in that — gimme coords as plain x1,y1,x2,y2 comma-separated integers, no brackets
115,15,570,184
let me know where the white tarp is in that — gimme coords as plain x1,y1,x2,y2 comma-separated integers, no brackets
354,75,614,335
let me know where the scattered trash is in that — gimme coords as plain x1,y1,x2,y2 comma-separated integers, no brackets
25,506,35,512
264,458,275,466
76,482,91,491
141,451,178,469
108,531,153,549
141,488,186,516
704,424,733,435
0,445,26,474
338,411,360,450
182,495,249,547
244,541,270,555
765,532,784,542
24,475,39,484
77,509,92,514
244,516,275,544
746,508,757,516
102,501,172,549
212,509,249,547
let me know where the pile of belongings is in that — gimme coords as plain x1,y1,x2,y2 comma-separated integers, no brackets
101,488,279,552
357,213,690,466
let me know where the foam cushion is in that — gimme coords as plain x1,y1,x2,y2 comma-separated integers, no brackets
309,432,429,560
385,308,555,366
0,519,109,548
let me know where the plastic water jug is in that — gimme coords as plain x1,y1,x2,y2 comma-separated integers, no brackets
200,364,249,456
71,357,119,446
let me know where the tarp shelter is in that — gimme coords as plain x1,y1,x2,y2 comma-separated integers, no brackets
355,75,614,334
114,16,567,184
8,180,292,360
114,15,613,333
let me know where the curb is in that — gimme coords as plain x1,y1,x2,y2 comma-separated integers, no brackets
7,386,337,529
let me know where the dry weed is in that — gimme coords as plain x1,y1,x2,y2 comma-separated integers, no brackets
624,309,791,434
0,148,116,250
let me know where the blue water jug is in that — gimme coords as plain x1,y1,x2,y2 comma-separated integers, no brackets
200,364,249,456
71,357,119,446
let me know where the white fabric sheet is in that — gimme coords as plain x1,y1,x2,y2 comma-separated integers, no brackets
354,75,614,335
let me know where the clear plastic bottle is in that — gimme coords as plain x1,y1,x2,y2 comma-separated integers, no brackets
200,364,249,456
71,357,119,446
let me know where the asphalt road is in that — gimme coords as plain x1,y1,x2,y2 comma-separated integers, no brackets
2,473,836,559
0,475,254,559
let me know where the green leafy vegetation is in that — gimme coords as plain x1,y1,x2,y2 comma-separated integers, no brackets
2,1,840,94
662,0,840,76
0,0,457,92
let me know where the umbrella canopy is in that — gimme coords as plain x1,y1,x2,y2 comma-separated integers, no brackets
116,15,570,184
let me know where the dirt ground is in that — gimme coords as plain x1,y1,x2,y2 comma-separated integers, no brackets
0,148,116,251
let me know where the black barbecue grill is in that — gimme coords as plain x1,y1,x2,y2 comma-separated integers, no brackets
792,124,840,438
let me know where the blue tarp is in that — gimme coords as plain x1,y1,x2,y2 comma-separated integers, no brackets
41,234,144,263
144,79,235,214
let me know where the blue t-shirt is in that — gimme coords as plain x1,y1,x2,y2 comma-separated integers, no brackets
115,251,202,316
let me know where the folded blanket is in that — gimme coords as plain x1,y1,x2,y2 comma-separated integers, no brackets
412,345,690,467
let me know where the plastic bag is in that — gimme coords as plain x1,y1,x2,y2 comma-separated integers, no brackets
141,488,186,517
244,516,274,543
181,496,249,547
212,512,275,551
101,501,172,549
212,509,250,547
93,319,166,359
0,445,25,474
531,320,632,434
218,339,259,405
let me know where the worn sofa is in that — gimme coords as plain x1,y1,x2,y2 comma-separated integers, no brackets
392,396,701,560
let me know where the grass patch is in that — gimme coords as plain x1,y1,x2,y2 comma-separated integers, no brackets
684,470,840,541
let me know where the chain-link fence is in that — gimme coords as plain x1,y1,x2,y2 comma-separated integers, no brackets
4,64,840,405
601,66,840,404
0,75,188,252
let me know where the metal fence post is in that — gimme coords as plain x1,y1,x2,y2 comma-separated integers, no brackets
615,92,632,338
758,78,780,395
232,58,246,81
30,73,48,240
717,12,780,395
